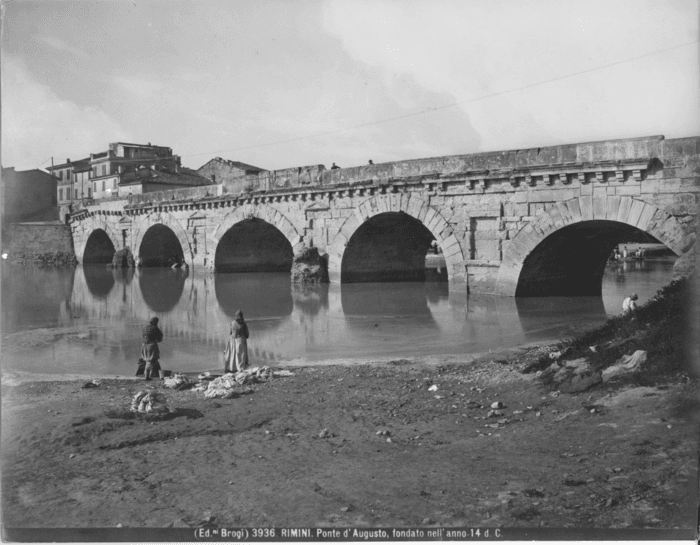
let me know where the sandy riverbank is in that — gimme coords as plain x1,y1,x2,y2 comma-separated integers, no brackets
1,347,697,533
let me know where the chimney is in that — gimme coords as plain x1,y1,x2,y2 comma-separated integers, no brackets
66,158,71,164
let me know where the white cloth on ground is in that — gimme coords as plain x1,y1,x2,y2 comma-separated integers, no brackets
602,350,648,382
163,373,194,390
130,391,173,414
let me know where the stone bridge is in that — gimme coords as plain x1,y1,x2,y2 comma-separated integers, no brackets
69,135,699,296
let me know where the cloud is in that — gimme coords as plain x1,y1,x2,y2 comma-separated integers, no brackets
112,75,164,98
1,58,134,169
322,0,699,152
35,35,90,60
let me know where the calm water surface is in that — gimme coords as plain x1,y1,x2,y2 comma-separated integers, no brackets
1,258,676,377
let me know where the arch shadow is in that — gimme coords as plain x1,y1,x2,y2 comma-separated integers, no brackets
138,268,187,313
328,193,466,291
497,196,694,296
215,272,293,320
515,220,666,296
139,224,185,267
83,264,116,299
215,218,293,273
83,229,116,264
341,212,438,283
341,282,439,331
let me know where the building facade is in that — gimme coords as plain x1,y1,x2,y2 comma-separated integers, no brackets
89,142,178,200
1,167,58,227
117,165,212,196
196,157,266,193
48,143,184,217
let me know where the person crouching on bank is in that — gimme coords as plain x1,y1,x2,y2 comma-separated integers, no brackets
142,317,164,380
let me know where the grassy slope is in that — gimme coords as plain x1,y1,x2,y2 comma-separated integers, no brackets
524,278,694,386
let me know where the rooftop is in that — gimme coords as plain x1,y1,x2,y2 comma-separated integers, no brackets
47,157,91,170
199,157,267,173
110,142,171,150
119,166,212,187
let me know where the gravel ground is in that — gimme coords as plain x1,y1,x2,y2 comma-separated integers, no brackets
1,347,697,531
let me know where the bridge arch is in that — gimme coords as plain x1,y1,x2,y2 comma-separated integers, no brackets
211,205,303,272
328,193,466,291
132,212,193,266
496,196,696,296
75,217,120,264
212,204,303,251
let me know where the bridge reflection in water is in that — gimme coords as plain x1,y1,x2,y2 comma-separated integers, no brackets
1,258,675,377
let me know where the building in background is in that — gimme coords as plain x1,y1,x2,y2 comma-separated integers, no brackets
117,164,212,196
48,157,90,221
47,142,185,217
197,157,266,189
88,142,178,200
1,166,58,228
72,161,93,202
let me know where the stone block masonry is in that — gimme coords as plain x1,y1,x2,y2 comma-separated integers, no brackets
69,134,699,296
5,223,77,265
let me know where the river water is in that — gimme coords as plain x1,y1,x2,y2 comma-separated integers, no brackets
1,257,676,378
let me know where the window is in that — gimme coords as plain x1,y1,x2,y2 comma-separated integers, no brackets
92,167,97,178
58,188,63,201
75,189,78,199
102,180,105,191
88,187,92,198
102,164,107,176
113,179,118,189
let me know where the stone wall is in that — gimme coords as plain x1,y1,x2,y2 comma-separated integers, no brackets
5,223,76,265
126,185,221,205
221,164,326,196
197,160,251,186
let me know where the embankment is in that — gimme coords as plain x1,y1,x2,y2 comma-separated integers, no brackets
4,222,77,265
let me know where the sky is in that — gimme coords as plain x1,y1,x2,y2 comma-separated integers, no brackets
1,0,698,172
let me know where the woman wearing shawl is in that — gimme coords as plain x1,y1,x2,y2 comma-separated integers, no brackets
224,310,249,373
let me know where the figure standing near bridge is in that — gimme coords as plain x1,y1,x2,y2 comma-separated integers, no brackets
224,310,249,373
141,317,164,381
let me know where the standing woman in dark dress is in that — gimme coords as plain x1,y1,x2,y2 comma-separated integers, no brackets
223,310,249,373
